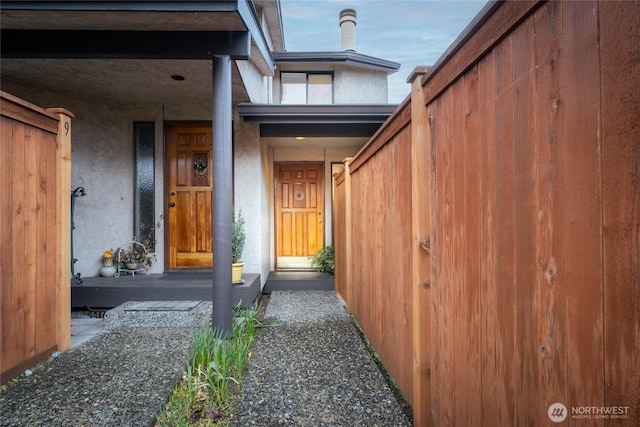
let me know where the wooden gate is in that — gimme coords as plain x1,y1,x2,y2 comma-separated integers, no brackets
1,91,73,384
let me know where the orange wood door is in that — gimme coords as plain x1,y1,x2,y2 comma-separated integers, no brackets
275,164,324,268
166,124,213,269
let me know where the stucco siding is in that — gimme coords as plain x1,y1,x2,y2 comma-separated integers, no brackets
2,80,169,277
334,66,389,103
233,114,269,285
236,60,270,104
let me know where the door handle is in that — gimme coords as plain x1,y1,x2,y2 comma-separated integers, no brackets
169,202,176,207
318,219,323,223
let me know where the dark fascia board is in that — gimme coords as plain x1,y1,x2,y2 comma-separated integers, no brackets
238,0,275,72
260,122,383,138
0,1,270,66
273,51,400,74
1,30,250,59
0,1,240,12
238,103,398,124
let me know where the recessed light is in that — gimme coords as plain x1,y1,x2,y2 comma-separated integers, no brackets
171,74,185,81
295,136,306,140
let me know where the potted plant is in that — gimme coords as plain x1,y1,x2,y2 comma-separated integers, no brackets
115,235,156,274
231,208,246,284
310,244,335,276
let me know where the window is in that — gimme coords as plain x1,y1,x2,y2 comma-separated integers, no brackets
281,72,333,104
133,122,155,250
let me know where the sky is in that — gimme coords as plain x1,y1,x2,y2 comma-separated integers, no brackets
280,0,489,103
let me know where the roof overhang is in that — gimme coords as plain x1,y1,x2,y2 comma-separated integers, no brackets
238,103,398,137
1,30,251,59
0,0,283,105
0,0,275,72
274,51,400,74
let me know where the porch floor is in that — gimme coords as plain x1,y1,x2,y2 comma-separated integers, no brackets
71,272,261,309
263,271,334,293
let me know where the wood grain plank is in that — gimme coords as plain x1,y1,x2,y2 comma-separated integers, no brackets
411,68,431,425
433,87,456,425
493,33,517,427
599,0,640,423
45,129,58,351
531,0,568,416
462,63,482,425
0,95,58,134
51,110,71,352
1,117,15,373
23,125,39,359
422,0,541,105
397,130,414,402
511,15,540,424
561,0,604,413
449,72,467,426
10,120,27,369
35,129,52,352
477,47,500,425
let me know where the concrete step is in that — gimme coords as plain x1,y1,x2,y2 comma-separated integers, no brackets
263,271,334,293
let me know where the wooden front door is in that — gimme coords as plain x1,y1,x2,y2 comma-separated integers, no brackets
275,163,324,269
166,123,213,269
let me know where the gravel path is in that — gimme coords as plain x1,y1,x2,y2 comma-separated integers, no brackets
0,302,210,427
234,291,412,426
1,292,412,426
0,328,193,427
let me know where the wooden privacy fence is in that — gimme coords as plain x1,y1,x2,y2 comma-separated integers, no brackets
1,91,73,384
334,1,639,425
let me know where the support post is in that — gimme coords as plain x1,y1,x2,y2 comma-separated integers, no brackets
212,55,233,336
49,107,74,353
409,66,432,426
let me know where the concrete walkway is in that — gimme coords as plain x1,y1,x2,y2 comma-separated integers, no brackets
71,316,106,348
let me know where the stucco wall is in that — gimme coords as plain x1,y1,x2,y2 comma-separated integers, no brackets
1,80,168,277
236,60,272,104
233,112,270,285
2,80,271,280
334,66,389,103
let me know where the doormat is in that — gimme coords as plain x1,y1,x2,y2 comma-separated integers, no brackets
106,301,211,330
125,301,201,312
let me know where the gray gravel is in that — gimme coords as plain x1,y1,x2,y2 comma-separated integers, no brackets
1,292,412,426
0,328,193,427
234,291,412,426
0,303,209,427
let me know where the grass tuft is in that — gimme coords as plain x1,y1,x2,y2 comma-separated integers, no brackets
156,302,265,426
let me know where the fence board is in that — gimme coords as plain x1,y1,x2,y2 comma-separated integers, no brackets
512,15,539,424
531,0,568,415
1,118,16,371
477,47,500,425
450,71,467,425
493,33,518,426
599,1,640,424
462,64,482,425
562,0,605,413
10,120,27,370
